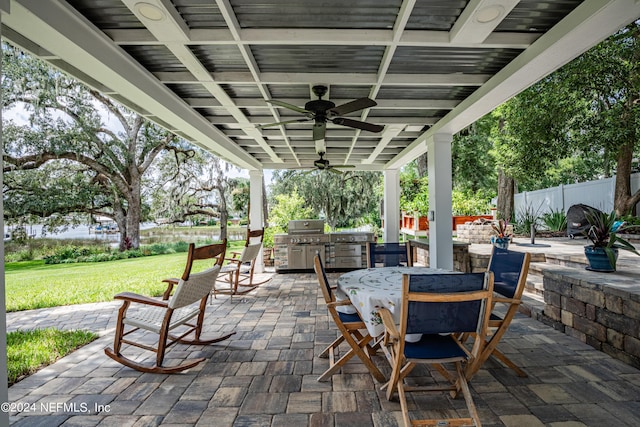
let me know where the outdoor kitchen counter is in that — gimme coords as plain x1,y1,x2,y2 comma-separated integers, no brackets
409,238,471,272
274,231,375,272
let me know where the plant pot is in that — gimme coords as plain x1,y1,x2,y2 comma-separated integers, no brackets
490,236,509,250
263,247,274,266
584,246,618,272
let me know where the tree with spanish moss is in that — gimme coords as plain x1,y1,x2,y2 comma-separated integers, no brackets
2,44,182,250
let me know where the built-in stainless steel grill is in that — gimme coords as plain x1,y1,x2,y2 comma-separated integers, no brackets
274,222,375,272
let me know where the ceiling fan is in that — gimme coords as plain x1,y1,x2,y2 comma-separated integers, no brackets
306,152,355,174
259,85,384,140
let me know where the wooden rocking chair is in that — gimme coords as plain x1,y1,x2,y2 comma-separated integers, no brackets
104,241,235,373
213,228,271,299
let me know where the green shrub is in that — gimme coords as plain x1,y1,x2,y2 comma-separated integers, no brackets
451,189,492,216
542,209,567,231
514,203,544,234
173,241,190,252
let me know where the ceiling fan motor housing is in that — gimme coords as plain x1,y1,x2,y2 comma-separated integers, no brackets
305,99,335,116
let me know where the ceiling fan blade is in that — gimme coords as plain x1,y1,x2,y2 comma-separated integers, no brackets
332,164,356,169
313,122,326,140
332,117,384,133
327,167,343,175
257,118,310,129
329,97,377,116
266,99,310,114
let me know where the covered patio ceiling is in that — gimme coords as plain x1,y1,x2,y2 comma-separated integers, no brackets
2,0,640,172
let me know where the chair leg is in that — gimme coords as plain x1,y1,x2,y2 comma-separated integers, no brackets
110,301,129,355
317,333,385,383
319,336,345,358
455,361,481,427
491,347,528,377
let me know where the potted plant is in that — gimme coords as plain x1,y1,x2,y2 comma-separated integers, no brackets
583,207,640,272
262,226,277,267
490,219,512,249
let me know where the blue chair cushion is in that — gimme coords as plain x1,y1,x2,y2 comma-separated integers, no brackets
403,334,469,360
338,311,362,324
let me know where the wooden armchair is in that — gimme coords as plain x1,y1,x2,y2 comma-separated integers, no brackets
379,272,494,427
213,228,271,299
104,241,235,373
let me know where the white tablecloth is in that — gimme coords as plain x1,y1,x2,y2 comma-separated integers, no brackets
337,266,446,338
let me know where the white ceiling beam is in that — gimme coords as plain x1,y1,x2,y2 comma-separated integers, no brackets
362,125,405,164
105,27,536,49
186,98,457,110
450,0,520,44
120,0,282,165
346,0,416,165
211,116,438,126
216,0,294,166
154,71,490,86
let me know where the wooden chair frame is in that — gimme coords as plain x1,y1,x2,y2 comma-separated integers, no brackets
466,247,531,379
104,241,235,373
314,254,386,383
213,228,271,300
379,272,494,427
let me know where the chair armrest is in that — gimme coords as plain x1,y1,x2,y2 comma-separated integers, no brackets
327,300,354,308
378,308,399,341
493,296,521,305
160,278,179,300
162,278,179,284
114,292,168,308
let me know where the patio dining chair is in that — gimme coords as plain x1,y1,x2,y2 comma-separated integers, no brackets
466,246,531,379
366,242,410,268
213,228,271,300
314,254,386,382
379,272,494,427
104,241,235,373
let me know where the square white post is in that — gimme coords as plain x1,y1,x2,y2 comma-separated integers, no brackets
0,4,11,423
249,170,265,272
383,169,400,242
427,133,454,270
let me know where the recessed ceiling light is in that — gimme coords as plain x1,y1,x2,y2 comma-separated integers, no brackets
135,2,166,22
475,5,504,24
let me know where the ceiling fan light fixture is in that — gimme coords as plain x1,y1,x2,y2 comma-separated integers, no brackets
135,2,166,21
475,5,504,23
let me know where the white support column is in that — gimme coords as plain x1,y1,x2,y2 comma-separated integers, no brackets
249,170,265,272
1,4,11,424
427,133,454,270
383,169,400,242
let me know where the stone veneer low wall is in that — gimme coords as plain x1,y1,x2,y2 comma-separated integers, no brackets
409,239,471,272
541,265,640,369
457,223,514,244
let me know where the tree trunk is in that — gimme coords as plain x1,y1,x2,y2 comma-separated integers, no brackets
613,139,639,216
262,176,269,226
218,186,228,241
497,169,515,221
416,153,428,178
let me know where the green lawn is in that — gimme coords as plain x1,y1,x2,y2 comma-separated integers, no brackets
5,240,246,312
7,329,98,385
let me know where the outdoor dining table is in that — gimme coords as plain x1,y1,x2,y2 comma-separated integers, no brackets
336,266,451,338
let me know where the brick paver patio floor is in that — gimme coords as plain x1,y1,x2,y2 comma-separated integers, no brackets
7,266,640,426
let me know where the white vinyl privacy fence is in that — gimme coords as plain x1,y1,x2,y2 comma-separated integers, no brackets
514,173,640,216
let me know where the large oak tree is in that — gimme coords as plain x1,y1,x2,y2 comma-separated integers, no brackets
2,44,181,250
